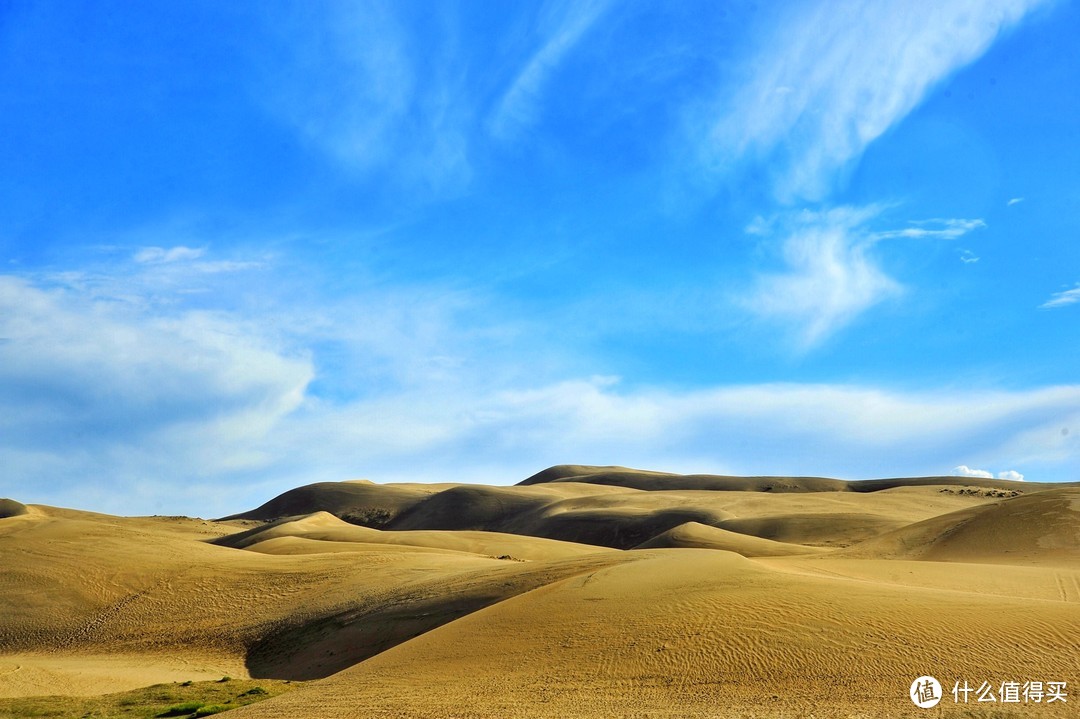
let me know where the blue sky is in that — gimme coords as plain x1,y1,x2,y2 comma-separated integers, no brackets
1,0,1078,516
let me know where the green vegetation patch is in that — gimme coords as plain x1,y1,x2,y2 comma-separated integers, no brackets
0,678,298,718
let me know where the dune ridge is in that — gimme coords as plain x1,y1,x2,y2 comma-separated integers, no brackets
633,521,826,556
220,466,1037,551
519,464,1071,493
212,510,615,561
0,499,28,519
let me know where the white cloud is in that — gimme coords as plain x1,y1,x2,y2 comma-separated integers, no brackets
959,249,980,264
1039,285,1080,309
489,0,612,140
742,208,992,346
707,0,1034,348
743,206,900,347
4,251,1079,517
875,218,986,241
0,276,311,437
1007,197,1025,206
259,2,471,191
265,380,1079,498
705,0,1049,201
190,259,265,274
952,466,1026,481
952,465,994,478
273,2,410,167
134,246,205,264
0,272,313,513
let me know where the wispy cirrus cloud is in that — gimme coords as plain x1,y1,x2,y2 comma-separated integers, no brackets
742,207,898,348
266,2,410,166
261,0,615,187
134,246,205,264
258,2,472,191
488,0,612,140
130,245,265,277
704,0,1050,201
702,0,1042,349
875,218,987,241
1039,284,1080,309
742,208,986,347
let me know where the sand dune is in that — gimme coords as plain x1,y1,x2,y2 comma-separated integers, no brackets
717,512,908,547
2,465,1077,717
386,484,566,531
219,470,1010,550
220,481,441,526
0,499,27,519
0,502,621,691
519,464,1073,494
634,521,827,556
213,510,614,561
843,486,1080,565
228,549,1079,719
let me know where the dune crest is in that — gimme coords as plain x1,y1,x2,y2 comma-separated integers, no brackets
212,510,613,561
634,521,827,556
0,498,28,519
520,463,1070,493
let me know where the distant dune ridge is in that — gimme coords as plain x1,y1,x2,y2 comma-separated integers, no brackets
518,463,1055,493
2,465,1078,718
221,465,1068,551
0,498,28,518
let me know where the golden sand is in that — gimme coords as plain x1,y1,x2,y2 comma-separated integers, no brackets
2,466,1077,717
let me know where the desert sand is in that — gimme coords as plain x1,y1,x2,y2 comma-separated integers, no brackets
1,466,1078,717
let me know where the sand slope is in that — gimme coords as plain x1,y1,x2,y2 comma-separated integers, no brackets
213,510,614,561
229,549,1080,719
634,521,826,556
0,503,619,692
842,486,1080,565
219,481,442,526
0,499,28,519
2,466,1078,717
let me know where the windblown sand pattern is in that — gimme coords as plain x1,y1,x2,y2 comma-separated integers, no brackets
2,466,1078,717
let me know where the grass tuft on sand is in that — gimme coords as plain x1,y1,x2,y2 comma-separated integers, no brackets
0,678,298,718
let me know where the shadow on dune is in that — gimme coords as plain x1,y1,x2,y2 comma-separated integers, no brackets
243,552,627,680
0,498,28,518
245,590,508,680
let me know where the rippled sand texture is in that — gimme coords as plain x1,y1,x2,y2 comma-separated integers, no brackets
2,466,1078,717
